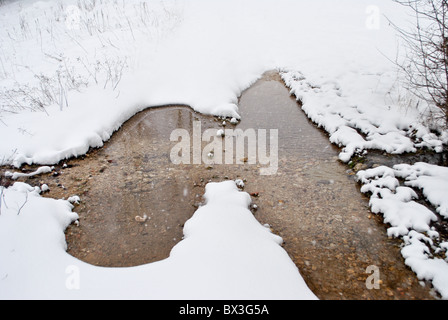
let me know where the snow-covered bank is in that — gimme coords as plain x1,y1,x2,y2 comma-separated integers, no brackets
0,180,317,299
281,70,446,163
1,0,446,167
357,164,448,299
1,0,448,300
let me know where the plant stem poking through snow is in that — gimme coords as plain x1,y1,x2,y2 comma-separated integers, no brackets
16,192,28,216
0,187,3,216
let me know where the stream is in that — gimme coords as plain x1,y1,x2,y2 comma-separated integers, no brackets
1,71,439,299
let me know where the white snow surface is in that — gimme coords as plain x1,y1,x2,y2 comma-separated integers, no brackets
357,165,448,299
5,166,53,180
281,70,445,162
1,0,448,300
394,162,448,219
0,0,446,167
0,181,317,300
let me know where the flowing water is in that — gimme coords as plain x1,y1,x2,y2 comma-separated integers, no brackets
1,71,437,299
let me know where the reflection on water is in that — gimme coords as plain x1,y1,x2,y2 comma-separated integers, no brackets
64,107,218,267
56,71,435,299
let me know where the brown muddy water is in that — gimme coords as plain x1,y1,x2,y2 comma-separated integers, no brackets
0,71,438,300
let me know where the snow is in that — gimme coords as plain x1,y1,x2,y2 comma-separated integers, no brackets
0,0,447,299
5,166,54,180
234,178,244,189
230,117,239,125
216,129,225,137
67,195,80,204
0,180,317,300
357,165,437,238
357,165,448,299
394,162,448,219
0,0,446,168
281,70,443,163
402,231,448,299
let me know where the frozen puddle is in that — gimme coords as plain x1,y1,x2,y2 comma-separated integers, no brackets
3,71,436,299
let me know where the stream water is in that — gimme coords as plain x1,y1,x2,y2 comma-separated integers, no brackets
1,71,438,299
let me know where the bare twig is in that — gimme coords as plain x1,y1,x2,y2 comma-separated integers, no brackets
389,0,448,128
0,187,4,215
16,192,28,216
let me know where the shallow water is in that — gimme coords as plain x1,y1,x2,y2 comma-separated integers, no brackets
2,71,437,299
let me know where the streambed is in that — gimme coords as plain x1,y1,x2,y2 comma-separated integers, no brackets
1,71,437,299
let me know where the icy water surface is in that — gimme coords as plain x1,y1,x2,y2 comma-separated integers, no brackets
2,71,436,299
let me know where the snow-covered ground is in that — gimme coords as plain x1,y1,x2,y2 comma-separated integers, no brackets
0,181,317,299
0,0,447,299
4,0,447,168
281,70,446,163
357,164,448,299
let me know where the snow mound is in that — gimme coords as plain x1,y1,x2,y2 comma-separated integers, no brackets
0,181,317,299
394,162,448,219
357,165,448,299
281,70,444,163
5,166,54,180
